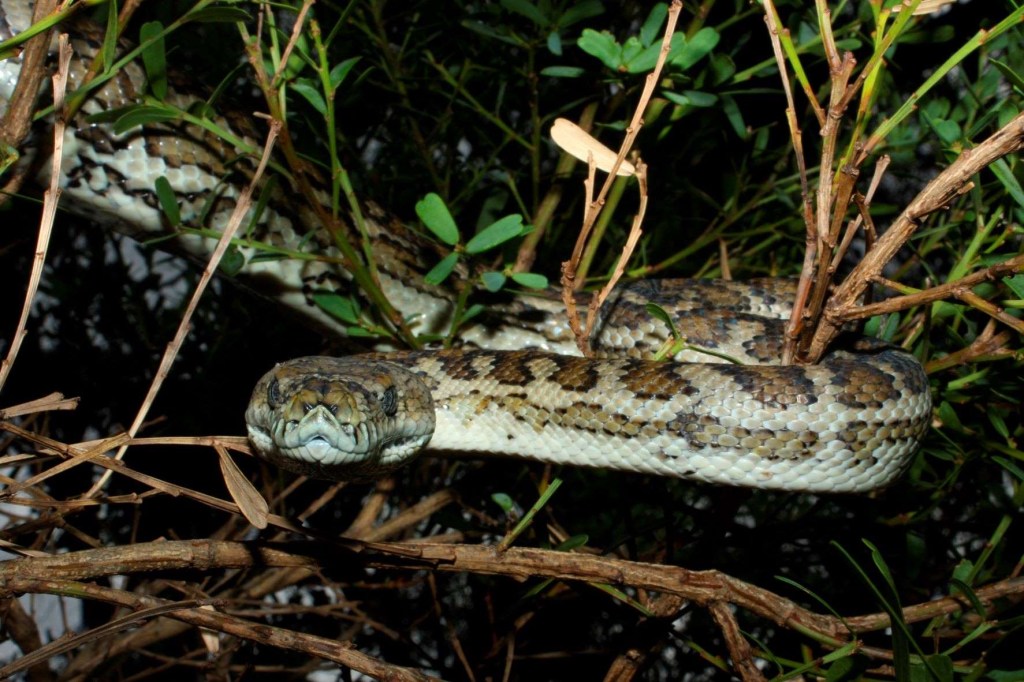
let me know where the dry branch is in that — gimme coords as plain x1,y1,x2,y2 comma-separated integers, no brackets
808,111,1024,358
2,538,1021,672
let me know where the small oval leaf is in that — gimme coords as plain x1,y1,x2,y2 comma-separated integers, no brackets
465,214,523,254
312,291,360,324
290,80,326,115
491,492,515,512
329,57,361,89
540,65,585,78
510,272,548,289
218,246,245,277
424,252,460,285
415,193,459,245
154,176,181,226
481,271,507,292
459,303,485,325
139,21,167,100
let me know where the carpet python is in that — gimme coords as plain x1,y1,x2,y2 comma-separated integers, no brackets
1,1,932,492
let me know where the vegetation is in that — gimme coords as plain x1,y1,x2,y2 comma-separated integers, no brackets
0,0,1022,679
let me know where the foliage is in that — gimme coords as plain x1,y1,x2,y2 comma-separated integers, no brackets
0,0,1022,680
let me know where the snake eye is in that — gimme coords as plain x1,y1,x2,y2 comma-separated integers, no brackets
380,385,397,417
267,378,282,407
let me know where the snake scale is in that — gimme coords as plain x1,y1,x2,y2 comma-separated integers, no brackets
1,1,932,492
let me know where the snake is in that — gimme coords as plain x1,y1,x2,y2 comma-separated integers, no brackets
1,0,932,493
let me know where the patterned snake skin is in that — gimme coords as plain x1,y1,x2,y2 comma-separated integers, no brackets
1,1,932,492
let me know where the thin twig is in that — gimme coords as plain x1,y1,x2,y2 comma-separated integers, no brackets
0,34,71,393
83,117,283,497
560,0,682,356
709,601,767,682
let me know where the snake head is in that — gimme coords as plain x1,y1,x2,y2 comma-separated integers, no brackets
245,356,435,480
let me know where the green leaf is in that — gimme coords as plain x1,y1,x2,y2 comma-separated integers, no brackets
993,456,1024,482
824,653,870,682
720,95,747,139
663,90,718,107
500,0,546,25
290,80,326,115
948,576,987,620
153,176,180,227
560,2,604,28
107,106,182,134
541,65,584,78
424,252,460,286
465,214,524,254
639,3,667,47
0,144,19,176
510,272,548,289
986,671,1024,682
312,291,360,324
681,90,717,107
187,100,215,120
627,43,667,73
329,57,361,90
491,492,514,512
671,27,719,70
709,53,736,85
218,246,245,277
989,158,1024,210
139,21,167,100
937,401,964,432
920,109,961,145
989,410,1010,439
481,271,507,292
554,534,589,551
1004,274,1024,299
990,58,1024,94
459,303,485,325
645,302,680,340
102,0,117,72
621,36,655,72
909,654,953,682
460,20,523,46
577,29,622,70
546,31,562,56
415,193,460,245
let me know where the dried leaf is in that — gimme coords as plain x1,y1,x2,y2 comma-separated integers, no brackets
199,605,221,654
902,0,956,16
216,445,269,529
550,118,635,176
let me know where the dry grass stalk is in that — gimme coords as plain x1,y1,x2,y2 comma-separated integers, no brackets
558,0,681,356
0,33,70,392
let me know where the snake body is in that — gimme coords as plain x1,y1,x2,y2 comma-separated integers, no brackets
1,1,932,492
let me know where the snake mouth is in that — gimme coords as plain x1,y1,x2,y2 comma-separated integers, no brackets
282,417,377,462
247,420,431,479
